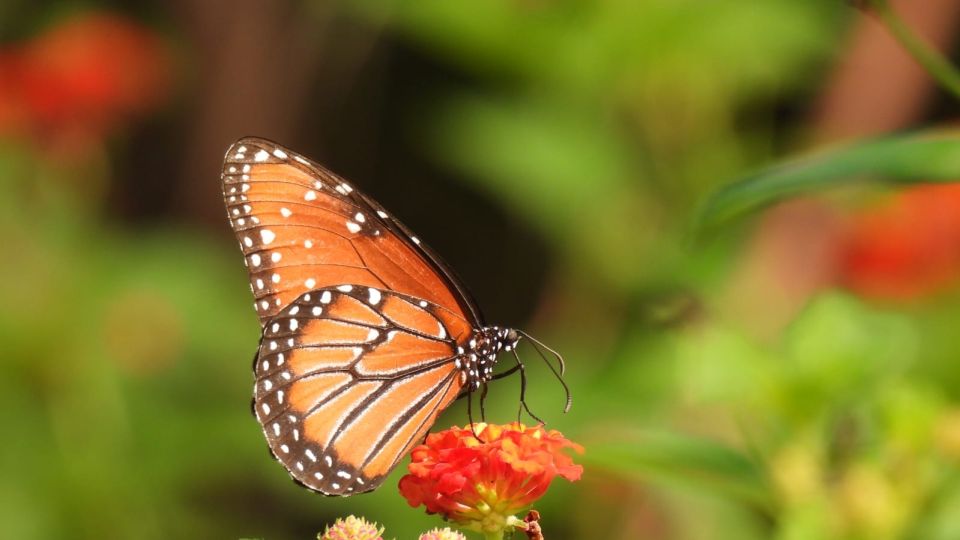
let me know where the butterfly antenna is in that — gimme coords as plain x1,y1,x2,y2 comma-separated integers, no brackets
518,330,567,376
512,349,545,425
518,331,572,414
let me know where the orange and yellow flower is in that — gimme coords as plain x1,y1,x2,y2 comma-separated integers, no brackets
399,423,583,537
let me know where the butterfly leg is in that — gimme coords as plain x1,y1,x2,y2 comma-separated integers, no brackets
467,388,481,439
510,350,545,425
479,383,489,423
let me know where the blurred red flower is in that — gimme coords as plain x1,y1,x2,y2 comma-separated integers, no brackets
839,183,960,300
399,423,583,536
0,12,171,145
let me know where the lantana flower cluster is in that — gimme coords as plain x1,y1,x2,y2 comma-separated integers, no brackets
399,423,583,536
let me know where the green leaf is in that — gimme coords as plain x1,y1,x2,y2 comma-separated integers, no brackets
695,130,960,235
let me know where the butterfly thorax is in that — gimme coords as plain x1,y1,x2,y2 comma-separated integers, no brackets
456,326,520,390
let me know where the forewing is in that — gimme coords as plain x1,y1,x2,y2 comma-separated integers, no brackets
221,136,477,332
253,285,466,495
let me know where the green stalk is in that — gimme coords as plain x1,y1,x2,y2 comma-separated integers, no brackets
866,0,960,101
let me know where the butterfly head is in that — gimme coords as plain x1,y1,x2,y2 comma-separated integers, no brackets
459,326,522,390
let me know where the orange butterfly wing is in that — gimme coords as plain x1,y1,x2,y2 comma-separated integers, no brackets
221,137,474,494
253,286,464,494
221,136,476,338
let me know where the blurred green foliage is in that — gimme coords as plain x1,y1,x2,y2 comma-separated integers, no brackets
697,130,960,234
5,1,960,539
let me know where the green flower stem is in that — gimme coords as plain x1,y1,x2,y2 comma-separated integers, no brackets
866,0,960,101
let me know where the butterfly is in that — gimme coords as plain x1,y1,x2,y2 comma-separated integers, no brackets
221,137,568,496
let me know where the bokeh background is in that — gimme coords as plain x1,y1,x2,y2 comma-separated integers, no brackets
5,1,960,539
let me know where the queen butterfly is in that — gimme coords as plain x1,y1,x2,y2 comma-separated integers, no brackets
222,137,569,496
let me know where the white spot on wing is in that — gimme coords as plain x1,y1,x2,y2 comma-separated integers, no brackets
273,148,287,159
260,229,276,244
346,221,361,233
305,278,316,288
271,252,282,263
305,190,317,201
368,288,382,304
280,207,292,218
254,149,269,162
250,254,261,267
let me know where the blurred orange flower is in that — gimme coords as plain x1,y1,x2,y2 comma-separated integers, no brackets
399,423,583,536
0,12,171,145
839,183,960,300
